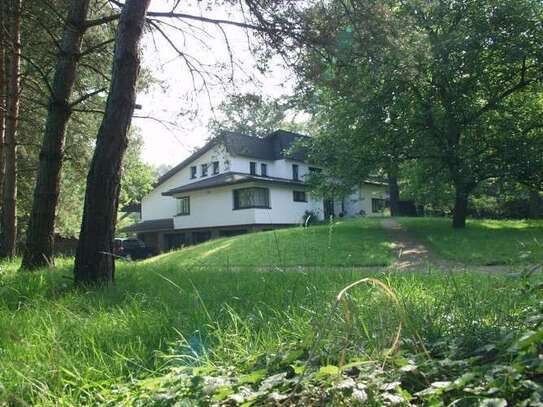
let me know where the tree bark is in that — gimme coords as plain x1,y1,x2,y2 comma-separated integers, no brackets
452,184,469,229
0,2,7,203
387,174,400,217
0,0,21,259
21,0,91,270
74,0,150,285
528,189,543,219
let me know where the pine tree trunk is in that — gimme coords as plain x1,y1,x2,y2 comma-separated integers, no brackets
0,0,21,259
388,174,400,217
74,0,150,285
452,185,469,229
21,0,91,270
0,3,6,204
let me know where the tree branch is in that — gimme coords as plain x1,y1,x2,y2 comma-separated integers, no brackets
85,13,121,28
69,87,107,108
109,0,280,32
80,38,115,57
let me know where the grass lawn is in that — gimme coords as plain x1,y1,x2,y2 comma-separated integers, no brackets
149,217,394,268
397,217,543,265
0,260,540,404
0,218,541,404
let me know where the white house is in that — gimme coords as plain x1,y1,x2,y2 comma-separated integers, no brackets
123,130,388,252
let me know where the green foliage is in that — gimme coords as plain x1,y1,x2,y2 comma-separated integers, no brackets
14,0,113,239
119,130,157,209
400,161,454,212
12,1,156,240
295,0,543,221
208,92,305,137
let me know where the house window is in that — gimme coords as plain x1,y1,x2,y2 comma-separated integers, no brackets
292,164,299,180
201,163,208,177
372,198,386,213
212,161,219,175
250,161,257,175
177,197,190,215
233,187,270,209
190,166,197,179
293,190,307,202
261,163,267,177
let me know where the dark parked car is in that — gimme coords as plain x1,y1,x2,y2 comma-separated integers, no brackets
113,238,153,260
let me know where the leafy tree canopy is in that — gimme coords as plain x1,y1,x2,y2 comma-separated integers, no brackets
292,0,543,227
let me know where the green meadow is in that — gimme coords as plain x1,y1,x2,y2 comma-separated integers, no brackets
0,218,541,405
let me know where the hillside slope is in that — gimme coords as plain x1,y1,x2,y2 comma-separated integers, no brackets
144,218,394,268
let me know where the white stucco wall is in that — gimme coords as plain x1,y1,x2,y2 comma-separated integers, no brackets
341,183,389,217
170,182,319,229
172,185,256,229
142,143,319,223
253,185,321,224
229,157,312,180
141,145,230,221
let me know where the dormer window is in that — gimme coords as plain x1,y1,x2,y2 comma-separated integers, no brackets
250,161,257,175
292,164,299,180
201,163,208,177
212,161,219,175
190,166,197,179
261,163,267,177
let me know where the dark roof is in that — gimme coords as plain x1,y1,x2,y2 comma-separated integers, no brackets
221,132,275,160
268,130,310,161
155,130,311,188
120,218,174,233
162,171,306,196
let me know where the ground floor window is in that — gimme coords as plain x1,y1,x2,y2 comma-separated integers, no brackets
166,233,186,250
219,229,247,237
233,187,270,209
193,231,212,244
372,198,386,213
293,190,307,202
177,196,190,215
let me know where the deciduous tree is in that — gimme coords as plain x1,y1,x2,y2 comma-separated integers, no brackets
289,0,543,227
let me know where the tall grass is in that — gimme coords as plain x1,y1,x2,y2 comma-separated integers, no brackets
0,218,540,404
1,262,537,404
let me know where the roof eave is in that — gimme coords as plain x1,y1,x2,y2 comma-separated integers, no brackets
162,176,307,196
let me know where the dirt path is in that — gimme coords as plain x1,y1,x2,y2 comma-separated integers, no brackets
381,218,527,273
381,218,442,270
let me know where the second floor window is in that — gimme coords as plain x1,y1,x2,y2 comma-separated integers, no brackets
250,161,257,175
212,161,219,175
292,164,299,180
201,163,208,177
261,163,267,177
190,166,197,179
177,196,190,215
